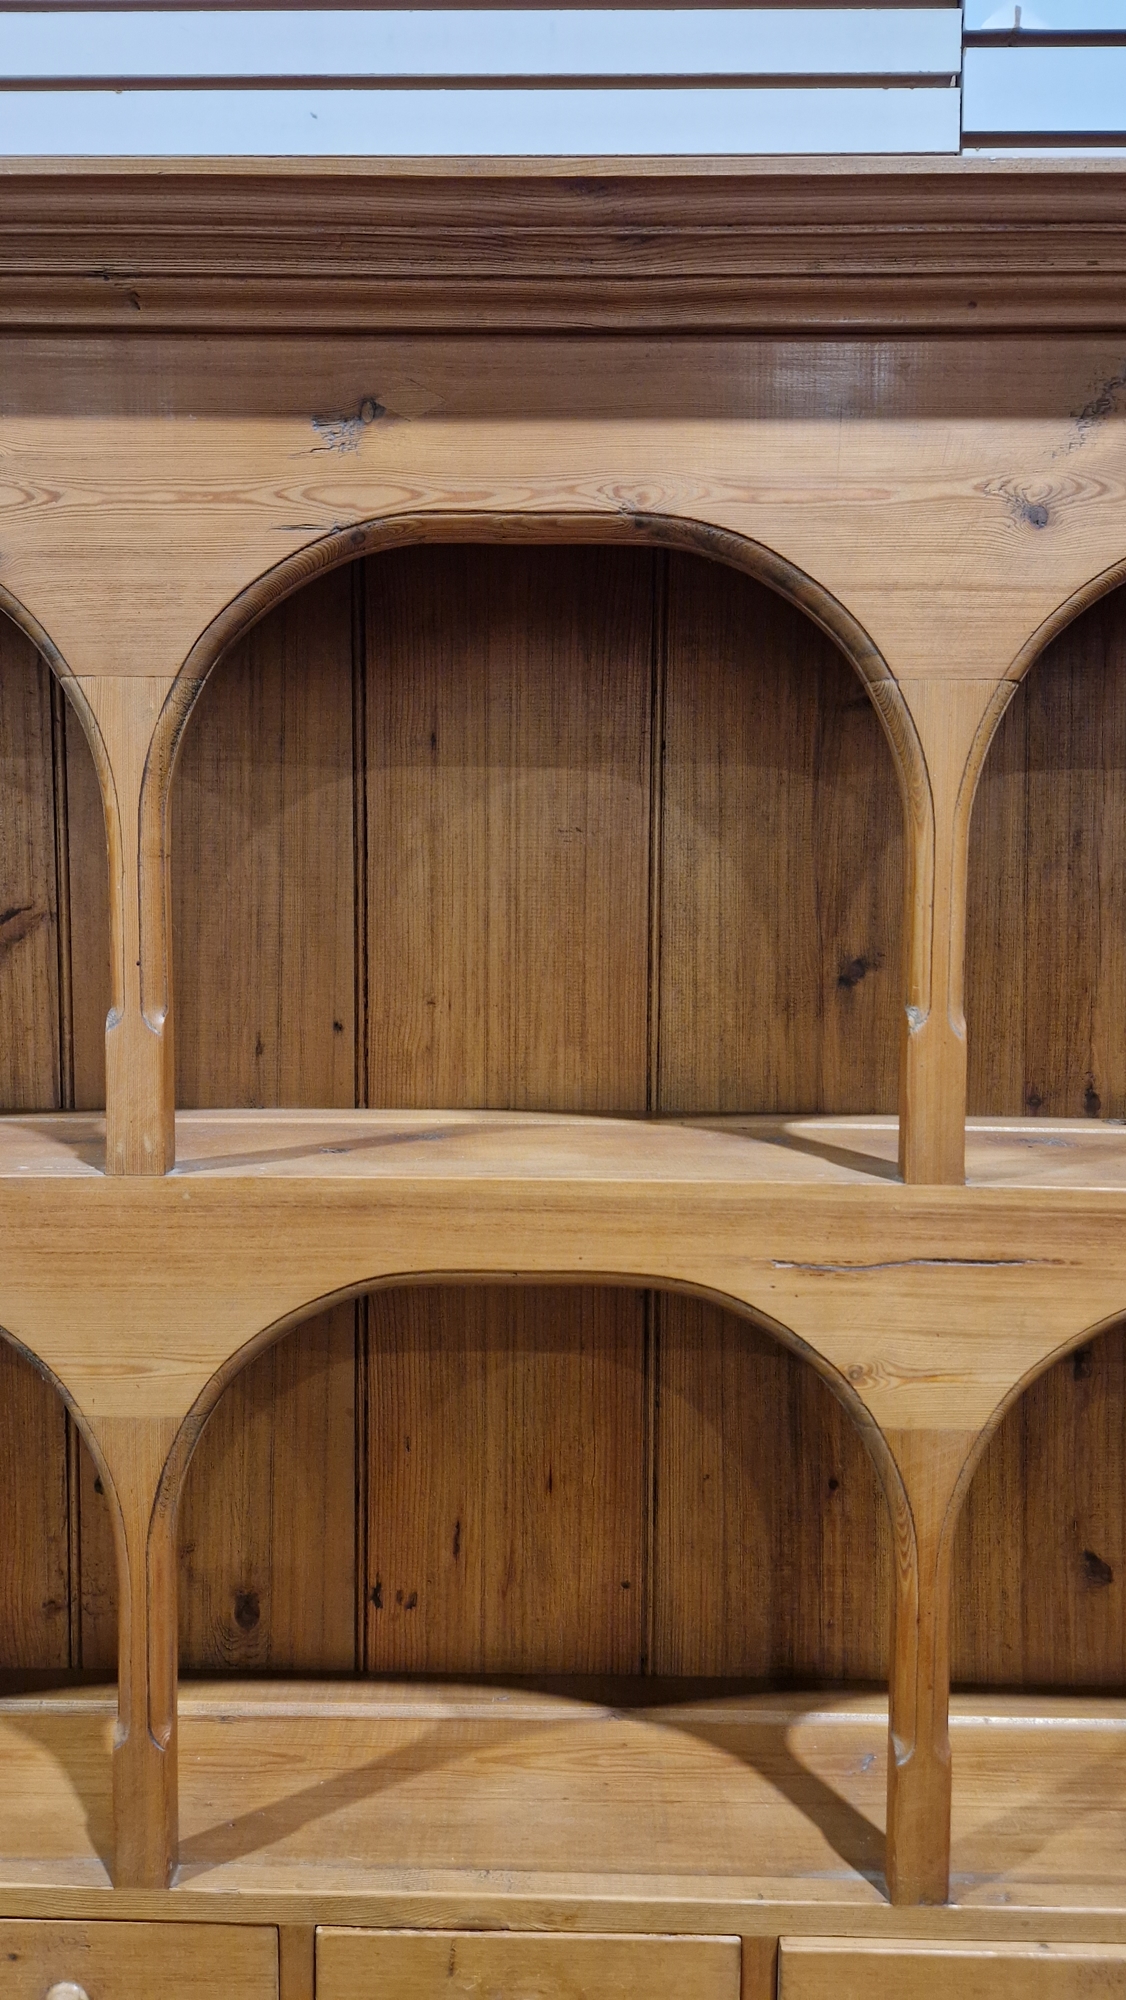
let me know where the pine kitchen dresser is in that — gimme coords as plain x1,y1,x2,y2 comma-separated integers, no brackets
2,156,1126,1998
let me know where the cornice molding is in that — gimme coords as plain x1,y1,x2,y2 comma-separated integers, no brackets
1,156,1125,331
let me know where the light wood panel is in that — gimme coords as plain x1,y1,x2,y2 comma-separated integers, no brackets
953,1321,1126,1688
0,1920,278,1999
361,547,654,1677
178,1306,356,1672
315,1929,742,2000
364,544,655,1112
171,1680,891,1896
967,582,1126,1121
365,1284,646,1674
173,567,356,1112
652,1295,891,1680
658,555,905,1116
144,568,359,1671
779,1938,1126,1999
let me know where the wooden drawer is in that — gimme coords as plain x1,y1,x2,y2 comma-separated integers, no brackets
0,1920,278,1998
779,1938,1126,1997
316,1929,741,1999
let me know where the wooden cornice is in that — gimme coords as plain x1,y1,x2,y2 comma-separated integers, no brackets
0,154,1125,332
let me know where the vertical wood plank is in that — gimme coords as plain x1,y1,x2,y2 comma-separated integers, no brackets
651,1295,890,1681
365,545,654,1111
75,568,360,1673
953,1323,1126,1687
365,1284,646,1674
658,555,904,1116
966,582,1126,1119
362,548,653,1677
73,1442,118,1671
173,568,356,1111
178,1308,356,1671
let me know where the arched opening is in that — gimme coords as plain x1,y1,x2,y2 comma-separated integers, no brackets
148,1278,893,1895
965,575,1126,1176
950,1316,1126,1901
170,537,907,1132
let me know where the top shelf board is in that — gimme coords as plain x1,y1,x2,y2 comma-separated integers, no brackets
4,1110,1126,1191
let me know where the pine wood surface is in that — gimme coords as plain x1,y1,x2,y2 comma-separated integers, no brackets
314,1929,742,2000
779,1938,1126,1999
365,1285,647,1676
0,1917,277,1997
1,224,1126,1930
658,556,903,1118
14,1107,1126,1191
3,160,1126,335
10,1679,1126,1923
967,583,1126,1123
170,568,359,1676
0,332,1117,691
365,546,654,1114
652,1296,890,1683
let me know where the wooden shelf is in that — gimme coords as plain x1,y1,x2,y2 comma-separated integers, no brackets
4,1111,1126,1193
4,1677,1126,1922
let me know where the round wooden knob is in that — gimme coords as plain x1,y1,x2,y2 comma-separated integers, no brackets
46,1983,90,2000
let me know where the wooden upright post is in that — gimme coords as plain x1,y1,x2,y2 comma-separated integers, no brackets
883,1428,975,1905
897,682,1002,1187
82,676,177,1175
92,1416,180,1888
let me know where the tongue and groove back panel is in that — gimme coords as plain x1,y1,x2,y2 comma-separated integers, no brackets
1,543,1124,1686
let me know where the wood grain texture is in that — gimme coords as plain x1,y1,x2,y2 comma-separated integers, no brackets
966,582,1126,1121
74,1435,118,1673
362,547,653,1678
365,1285,646,1675
5,162,1126,335
0,1920,278,1999
0,618,63,1114
364,544,655,1113
0,622,109,1677
658,557,904,1117
6,175,1126,1931
315,1930,741,2000
0,1342,71,1670
178,1307,357,1673
160,567,359,1671
651,1296,891,1681
64,691,110,1115
173,566,356,1112
278,1926,315,2000
779,1937,1126,1998
953,1320,1126,1689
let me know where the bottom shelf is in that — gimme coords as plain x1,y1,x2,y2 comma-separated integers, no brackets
4,1678,1126,1915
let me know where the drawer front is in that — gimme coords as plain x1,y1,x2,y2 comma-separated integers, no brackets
780,1937,1126,1998
0,1920,277,1999
316,1929,741,1999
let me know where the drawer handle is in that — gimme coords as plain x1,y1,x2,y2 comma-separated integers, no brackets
46,1984,90,2000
